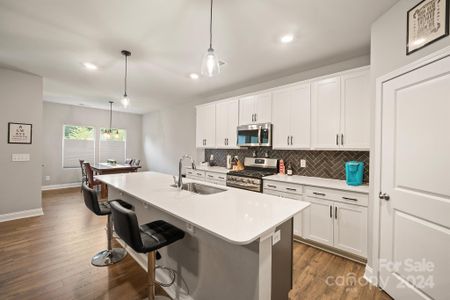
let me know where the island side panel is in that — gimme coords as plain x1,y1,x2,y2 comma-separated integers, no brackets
109,187,261,300
271,218,293,300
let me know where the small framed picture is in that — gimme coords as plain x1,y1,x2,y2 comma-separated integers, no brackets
407,0,449,55
8,122,33,144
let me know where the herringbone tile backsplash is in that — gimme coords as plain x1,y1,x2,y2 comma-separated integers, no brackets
205,149,370,183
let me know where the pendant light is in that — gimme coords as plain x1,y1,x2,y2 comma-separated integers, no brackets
104,101,119,139
121,50,131,108
201,0,220,77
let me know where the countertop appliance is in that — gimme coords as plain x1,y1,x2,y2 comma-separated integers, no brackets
236,123,272,147
226,157,278,192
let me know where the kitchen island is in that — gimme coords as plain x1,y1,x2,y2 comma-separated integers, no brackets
96,171,309,300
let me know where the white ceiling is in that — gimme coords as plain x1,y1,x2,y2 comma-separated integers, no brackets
0,0,398,114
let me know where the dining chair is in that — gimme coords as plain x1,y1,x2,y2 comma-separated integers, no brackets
79,159,87,192
83,162,102,190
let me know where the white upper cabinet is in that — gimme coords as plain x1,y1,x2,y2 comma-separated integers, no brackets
272,83,311,149
311,76,342,149
340,69,370,149
311,68,370,150
239,92,272,125
215,98,239,148
196,103,216,148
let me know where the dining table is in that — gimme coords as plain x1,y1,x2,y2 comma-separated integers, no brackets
92,163,141,198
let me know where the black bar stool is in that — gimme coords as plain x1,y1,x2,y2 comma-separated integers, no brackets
82,184,127,266
109,200,185,300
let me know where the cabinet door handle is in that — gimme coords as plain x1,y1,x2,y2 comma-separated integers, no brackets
287,136,290,145
335,206,338,219
267,184,277,188
313,192,326,197
226,138,229,145
336,134,339,146
290,136,293,145
341,134,344,146
255,113,257,122
330,205,332,218
342,196,358,202
286,187,297,192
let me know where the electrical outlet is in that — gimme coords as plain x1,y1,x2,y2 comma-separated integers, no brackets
272,230,281,245
45,176,51,181
300,159,306,168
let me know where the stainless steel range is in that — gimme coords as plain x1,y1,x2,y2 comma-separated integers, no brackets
226,157,278,192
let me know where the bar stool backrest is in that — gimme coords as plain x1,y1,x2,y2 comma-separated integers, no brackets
83,162,96,187
110,200,144,253
82,183,102,215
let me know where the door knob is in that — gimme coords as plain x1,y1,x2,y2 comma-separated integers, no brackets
379,192,390,201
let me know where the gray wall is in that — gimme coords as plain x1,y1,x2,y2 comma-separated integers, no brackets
0,68,43,215
42,102,143,186
142,55,370,175
367,0,450,269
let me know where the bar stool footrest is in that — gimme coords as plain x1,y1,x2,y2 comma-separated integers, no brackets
91,248,127,267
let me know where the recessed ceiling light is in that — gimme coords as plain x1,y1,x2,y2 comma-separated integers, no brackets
82,62,98,70
189,73,200,80
280,34,294,44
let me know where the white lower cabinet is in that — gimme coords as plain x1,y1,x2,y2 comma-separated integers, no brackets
264,181,368,258
302,197,334,247
333,202,367,257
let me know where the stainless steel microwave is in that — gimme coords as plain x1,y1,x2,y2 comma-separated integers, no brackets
236,123,272,147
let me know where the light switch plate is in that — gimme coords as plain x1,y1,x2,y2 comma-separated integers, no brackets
272,230,281,245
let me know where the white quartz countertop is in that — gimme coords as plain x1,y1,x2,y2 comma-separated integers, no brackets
96,171,309,245
264,174,370,194
188,165,230,174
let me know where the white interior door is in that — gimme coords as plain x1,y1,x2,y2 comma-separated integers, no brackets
379,55,450,300
311,76,341,149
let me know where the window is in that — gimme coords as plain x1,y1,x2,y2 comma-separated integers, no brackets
63,125,95,168
99,128,126,163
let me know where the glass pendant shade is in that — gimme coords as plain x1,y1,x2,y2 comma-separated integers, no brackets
201,47,220,77
121,94,130,108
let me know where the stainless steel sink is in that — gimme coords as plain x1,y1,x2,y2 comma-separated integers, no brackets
171,182,226,195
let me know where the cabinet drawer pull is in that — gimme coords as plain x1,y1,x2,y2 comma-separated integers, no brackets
313,192,326,197
342,196,358,201
329,205,332,218
196,173,203,176
286,187,297,192
218,176,225,180
267,184,277,188
335,206,338,219
208,175,214,178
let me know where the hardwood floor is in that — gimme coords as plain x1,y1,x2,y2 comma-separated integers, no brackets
0,188,391,300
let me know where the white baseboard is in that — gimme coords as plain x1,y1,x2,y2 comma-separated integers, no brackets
0,208,44,223
41,182,80,191
116,238,194,300
363,265,377,286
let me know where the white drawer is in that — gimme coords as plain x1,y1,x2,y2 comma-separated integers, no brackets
205,178,226,186
186,169,206,180
304,186,368,207
205,171,227,182
263,180,303,196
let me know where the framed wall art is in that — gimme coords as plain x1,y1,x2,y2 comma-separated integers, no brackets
407,0,449,54
8,122,33,144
